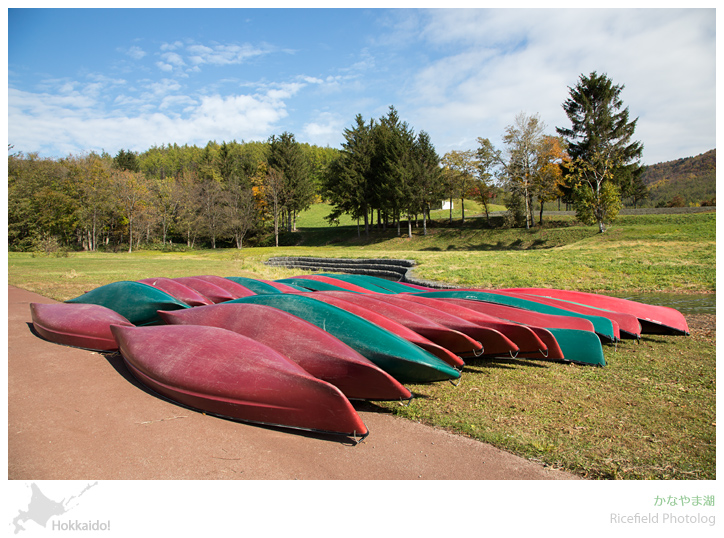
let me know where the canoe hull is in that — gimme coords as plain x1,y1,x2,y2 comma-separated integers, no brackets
111,325,368,437
227,294,461,384
499,288,690,336
414,290,619,342
30,302,134,351
492,290,642,338
295,292,464,368
317,291,483,357
173,277,236,303
158,303,412,401
65,281,189,326
389,294,545,357
138,277,214,307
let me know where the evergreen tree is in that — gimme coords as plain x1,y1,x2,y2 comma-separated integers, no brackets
557,71,643,232
113,149,140,172
410,131,442,236
323,114,377,237
268,132,314,232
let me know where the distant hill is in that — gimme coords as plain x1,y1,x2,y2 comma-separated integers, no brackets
641,149,716,207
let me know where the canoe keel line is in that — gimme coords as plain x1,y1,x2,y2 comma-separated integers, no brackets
28,273,689,440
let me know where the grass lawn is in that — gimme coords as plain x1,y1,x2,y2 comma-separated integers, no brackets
7,209,716,479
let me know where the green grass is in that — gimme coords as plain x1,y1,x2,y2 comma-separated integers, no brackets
7,209,716,479
296,200,507,228
370,327,716,479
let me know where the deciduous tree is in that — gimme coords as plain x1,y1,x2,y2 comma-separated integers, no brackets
501,113,546,229
441,150,478,224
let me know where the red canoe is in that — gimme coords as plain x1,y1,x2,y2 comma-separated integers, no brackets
497,288,689,336
173,276,237,303
431,298,565,360
138,277,214,307
317,291,483,357
295,292,464,368
489,290,642,338
30,302,134,351
393,294,550,357
434,297,597,334
111,324,369,438
158,303,411,401
365,294,519,358
186,275,256,299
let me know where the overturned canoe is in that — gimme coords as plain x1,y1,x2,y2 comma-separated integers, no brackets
433,297,597,334
317,291,483,358
275,277,354,292
188,275,257,299
498,288,690,336
158,303,412,401
316,274,398,294
111,324,369,438
30,302,134,351
225,276,298,294
66,281,189,325
414,290,620,342
492,290,642,339
173,276,237,303
138,277,214,307
330,275,424,294
285,274,382,294
392,294,550,357
362,294,519,358
295,292,465,368
427,298,604,366
227,294,461,384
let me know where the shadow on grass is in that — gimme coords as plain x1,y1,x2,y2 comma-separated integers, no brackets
461,355,555,371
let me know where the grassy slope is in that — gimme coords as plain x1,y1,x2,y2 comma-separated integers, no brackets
7,208,716,480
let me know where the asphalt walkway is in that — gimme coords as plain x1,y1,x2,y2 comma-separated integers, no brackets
8,285,578,480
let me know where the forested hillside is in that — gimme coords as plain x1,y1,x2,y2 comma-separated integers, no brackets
640,149,716,207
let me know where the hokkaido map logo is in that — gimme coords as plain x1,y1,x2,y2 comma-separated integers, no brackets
11,482,110,533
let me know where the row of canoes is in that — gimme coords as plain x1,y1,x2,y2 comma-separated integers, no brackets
29,273,690,440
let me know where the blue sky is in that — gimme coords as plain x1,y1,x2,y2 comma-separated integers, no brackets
7,7,717,165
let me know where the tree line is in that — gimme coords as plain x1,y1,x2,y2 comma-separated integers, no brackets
8,71,650,252
8,136,336,252
323,72,648,237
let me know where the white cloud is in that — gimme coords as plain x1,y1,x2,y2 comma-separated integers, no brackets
393,8,715,164
8,84,293,157
185,42,270,67
126,46,147,60
160,41,184,51
302,112,345,146
160,52,186,67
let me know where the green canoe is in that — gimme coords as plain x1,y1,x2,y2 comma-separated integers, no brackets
66,281,189,326
544,328,606,367
225,276,285,294
275,278,357,293
413,290,618,342
228,294,461,384
317,274,397,294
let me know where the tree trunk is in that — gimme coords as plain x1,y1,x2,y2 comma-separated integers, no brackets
128,217,133,253
539,200,544,225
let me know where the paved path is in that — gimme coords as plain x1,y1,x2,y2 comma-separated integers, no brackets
8,286,578,480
